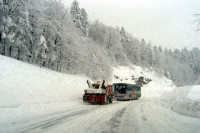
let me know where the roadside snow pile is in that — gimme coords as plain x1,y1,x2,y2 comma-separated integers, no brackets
188,86,200,101
160,86,200,118
112,66,175,97
0,55,89,122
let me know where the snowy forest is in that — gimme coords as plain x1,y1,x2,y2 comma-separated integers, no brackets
0,0,200,86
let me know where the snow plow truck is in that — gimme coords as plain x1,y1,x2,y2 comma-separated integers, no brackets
83,80,114,104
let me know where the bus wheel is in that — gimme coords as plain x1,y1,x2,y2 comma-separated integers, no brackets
129,95,131,101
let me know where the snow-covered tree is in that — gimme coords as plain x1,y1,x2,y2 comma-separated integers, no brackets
70,0,80,20
70,0,82,28
140,39,149,66
0,0,32,61
80,8,89,35
70,0,89,35
152,46,160,70
120,26,128,42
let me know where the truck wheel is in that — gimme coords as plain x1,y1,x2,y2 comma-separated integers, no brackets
109,97,113,103
83,94,86,102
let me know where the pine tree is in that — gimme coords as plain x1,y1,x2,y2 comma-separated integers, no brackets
70,0,80,19
70,0,82,28
70,0,89,35
80,8,89,35
120,26,128,42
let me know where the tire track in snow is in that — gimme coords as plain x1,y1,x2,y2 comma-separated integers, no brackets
102,106,127,133
16,107,98,133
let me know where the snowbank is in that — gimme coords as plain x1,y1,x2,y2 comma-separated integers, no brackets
160,86,200,118
188,86,200,101
0,55,90,122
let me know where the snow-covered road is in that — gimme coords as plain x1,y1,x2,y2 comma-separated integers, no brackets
1,98,200,133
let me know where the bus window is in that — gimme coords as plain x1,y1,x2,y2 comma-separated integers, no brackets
137,86,141,91
129,85,134,91
118,88,127,94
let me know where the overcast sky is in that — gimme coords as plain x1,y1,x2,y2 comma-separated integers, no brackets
64,0,200,49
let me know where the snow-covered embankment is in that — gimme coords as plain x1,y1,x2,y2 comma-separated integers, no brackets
0,55,89,122
160,85,200,118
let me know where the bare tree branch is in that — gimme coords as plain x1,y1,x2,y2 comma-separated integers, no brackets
193,13,200,31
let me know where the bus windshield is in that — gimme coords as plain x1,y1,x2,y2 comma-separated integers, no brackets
114,84,127,94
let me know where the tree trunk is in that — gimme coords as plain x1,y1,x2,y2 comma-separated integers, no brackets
3,44,5,55
9,46,12,57
42,61,45,67
17,47,20,60
0,33,2,43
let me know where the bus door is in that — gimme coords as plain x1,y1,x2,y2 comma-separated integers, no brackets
134,88,137,98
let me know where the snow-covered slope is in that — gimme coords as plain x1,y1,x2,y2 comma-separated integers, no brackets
0,55,90,122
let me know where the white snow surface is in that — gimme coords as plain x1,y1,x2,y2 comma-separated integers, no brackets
39,35,47,48
7,32,15,43
0,55,90,122
4,16,16,27
0,55,200,133
2,32,6,38
188,86,200,101
160,85,200,118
